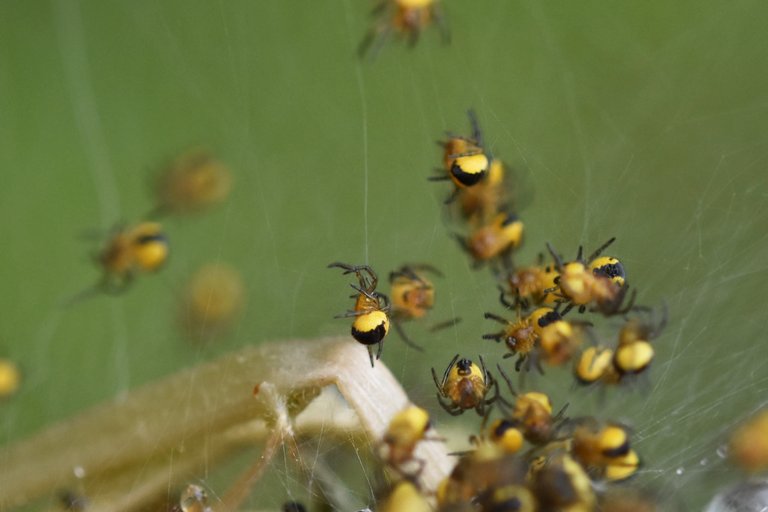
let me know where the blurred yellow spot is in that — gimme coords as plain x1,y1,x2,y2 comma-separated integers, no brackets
181,263,245,342
0,358,21,398
156,149,232,214
730,408,768,473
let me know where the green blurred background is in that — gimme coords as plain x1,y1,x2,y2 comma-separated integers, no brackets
1,0,767,510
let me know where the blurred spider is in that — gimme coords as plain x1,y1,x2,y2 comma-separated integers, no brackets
389,264,460,351
359,0,449,59
455,210,524,271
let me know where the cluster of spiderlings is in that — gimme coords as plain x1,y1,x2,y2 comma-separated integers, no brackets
325,105,670,510
397,111,671,510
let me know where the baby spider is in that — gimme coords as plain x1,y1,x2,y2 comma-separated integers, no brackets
359,0,449,59
574,304,667,387
496,365,569,446
379,405,442,477
70,222,168,302
613,304,667,377
546,237,635,316
65,222,168,305
432,354,498,417
569,419,641,482
388,264,460,351
328,262,391,367
152,149,232,216
574,345,619,386
483,309,538,373
455,159,507,225
458,417,526,458
430,110,491,203
504,253,560,309
528,306,588,367
530,453,596,512
436,440,530,509
455,209,524,271
483,290,553,372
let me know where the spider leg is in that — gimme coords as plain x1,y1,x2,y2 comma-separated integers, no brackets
443,187,460,205
497,286,518,310
484,370,499,408
500,248,515,274
430,317,461,332
651,302,669,339
327,262,357,273
359,23,391,60
431,367,444,393
371,0,387,15
393,321,424,352
496,363,517,397
552,402,570,424
436,394,460,416
408,263,443,277
446,406,465,417
350,283,378,302
462,109,482,148
586,237,617,262
433,4,450,44
375,291,391,310
427,174,452,182
546,242,565,272
333,310,367,319
442,354,459,385
484,312,509,324
407,26,420,47
447,149,483,159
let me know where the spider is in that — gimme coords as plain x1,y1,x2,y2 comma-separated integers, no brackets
388,264,460,351
546,237,635,316
329,262,392,367
455,210,524,272
430,110,490,204
432,354,498,417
